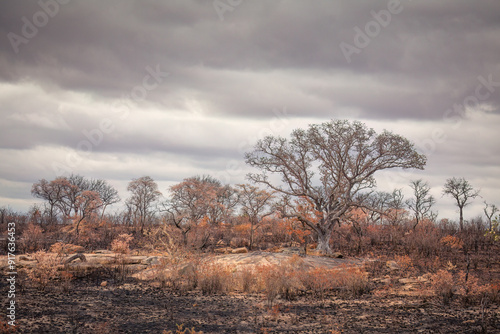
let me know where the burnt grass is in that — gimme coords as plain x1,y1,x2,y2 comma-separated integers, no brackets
6,277,500,334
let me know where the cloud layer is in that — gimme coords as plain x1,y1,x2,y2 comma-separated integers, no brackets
0,0,499,220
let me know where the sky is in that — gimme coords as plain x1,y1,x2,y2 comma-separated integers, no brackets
0,0,499,222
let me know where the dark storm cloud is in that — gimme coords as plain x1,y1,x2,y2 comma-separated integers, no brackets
1,0,499,122
0,0,499,215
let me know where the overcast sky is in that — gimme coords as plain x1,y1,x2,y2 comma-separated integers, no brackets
0,0,499,221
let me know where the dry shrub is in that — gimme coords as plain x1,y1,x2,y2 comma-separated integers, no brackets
153,245,201,293
363,257,386,277
300,267,334,299
485,281,500,304
256,255,306,305
154,257,185,292
20,223,45,252
239,267,258,293
456,271,489,305
430,270,455,304
395,255,415,277
256,264,283,306
440,235,463,250
60,270,74,292
403,223,442,258
27,251,60,291
110,234,134,281
337,266,370,297
111,233,134,254
198,262,234,295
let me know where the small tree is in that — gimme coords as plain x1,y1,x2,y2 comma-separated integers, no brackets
126,176,162,235
245,119,426,254
406,179,436,229
236,184,275,250
161,175,232,246
484,202,499,231
74,190,103,235
443,177,480,231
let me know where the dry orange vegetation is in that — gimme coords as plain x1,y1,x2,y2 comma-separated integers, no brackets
1,213,499,333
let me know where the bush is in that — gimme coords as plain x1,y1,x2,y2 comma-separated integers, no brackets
111,233,134,254
26,251,60,291
430,270,455,304
300,267,334,299
20,223,45,253
238,267,257,293
456,271,488,305
256,264,284,306
198,262,234,295
339,266,371,297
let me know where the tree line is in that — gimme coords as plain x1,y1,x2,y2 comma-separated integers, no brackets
10,120,499,253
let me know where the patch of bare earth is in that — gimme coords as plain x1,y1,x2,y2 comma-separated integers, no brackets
3,251,499,333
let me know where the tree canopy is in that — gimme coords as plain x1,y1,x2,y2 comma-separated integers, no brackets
245,119,427,253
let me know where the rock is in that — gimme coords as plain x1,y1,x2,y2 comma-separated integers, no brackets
232,247,248,254
386,261,400,271
214,247,231,254
132,268,163,281
100,281,108,287
418,274,431,282
84,254,115,265
399,278,419,284
179,263,196,277
93,250,114,254
381,278,392,285
142,256,161,266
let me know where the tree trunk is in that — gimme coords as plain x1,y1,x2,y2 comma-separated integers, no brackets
99,204,108,224
182,230,189,246
316,229,332,254
249,220,255,251
459,206,464,231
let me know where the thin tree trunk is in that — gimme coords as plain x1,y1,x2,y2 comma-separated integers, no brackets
459,207,464,231
249,219,255,251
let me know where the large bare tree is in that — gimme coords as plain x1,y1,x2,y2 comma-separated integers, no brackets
245,119,426,254
443,177,480,231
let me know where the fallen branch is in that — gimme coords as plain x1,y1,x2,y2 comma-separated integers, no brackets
63,253,87,265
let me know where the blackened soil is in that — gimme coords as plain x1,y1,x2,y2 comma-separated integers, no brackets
5,280,500,333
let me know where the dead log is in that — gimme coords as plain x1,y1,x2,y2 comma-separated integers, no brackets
63,253,87,264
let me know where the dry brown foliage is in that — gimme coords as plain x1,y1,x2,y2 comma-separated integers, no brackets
111,233,134,254
26,251,60,291
198,262,234,295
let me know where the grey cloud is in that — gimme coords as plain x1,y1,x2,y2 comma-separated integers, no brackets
0,0,499,215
